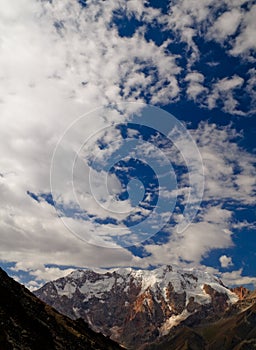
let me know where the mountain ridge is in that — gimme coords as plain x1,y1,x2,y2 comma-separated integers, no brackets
35,264,239,348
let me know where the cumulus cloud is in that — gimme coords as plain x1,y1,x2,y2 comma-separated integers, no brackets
11,262,75,290
206,75,245,114
230,4,256,58
208,9,242,42
219,255,233,268
191,122,256,204
221,268,256,288
184,72,208,101
142,205,234,266
246,68,256,112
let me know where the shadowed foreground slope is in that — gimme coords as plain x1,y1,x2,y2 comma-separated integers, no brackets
0,268,121,350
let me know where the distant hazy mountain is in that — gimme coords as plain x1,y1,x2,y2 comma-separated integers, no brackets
0,268,121,350
35,265,240,349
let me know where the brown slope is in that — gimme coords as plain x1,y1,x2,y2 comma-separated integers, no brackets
0,268,122,350
141,326,206,350
205,302,256,350
143,295,256,350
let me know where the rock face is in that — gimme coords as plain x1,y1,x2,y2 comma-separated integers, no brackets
35,265,238,349
144,292,256,350
0,268,121,350
231,286,251,300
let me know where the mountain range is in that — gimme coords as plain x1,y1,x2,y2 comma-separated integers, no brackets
1,265,256,349
35,265,254,349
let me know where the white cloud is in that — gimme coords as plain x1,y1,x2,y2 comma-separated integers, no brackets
143,205,233,266
208,9,242,42
230,4,256,58
184,72,208,101
11,262,75,281
219,255,233,268
215,76,244,91
221,268,256,288
207,75,244,114
192,122,256,204
185,72,204,83
246,68,256,112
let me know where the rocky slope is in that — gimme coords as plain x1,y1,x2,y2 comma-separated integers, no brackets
35,265,238,349
0,268,121,350
143,289,256,350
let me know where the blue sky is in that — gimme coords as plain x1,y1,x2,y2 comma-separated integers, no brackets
0,0,255,290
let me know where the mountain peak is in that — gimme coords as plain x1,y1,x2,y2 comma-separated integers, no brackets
35,265,238,348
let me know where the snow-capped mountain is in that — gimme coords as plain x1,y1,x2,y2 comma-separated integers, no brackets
35,265,238,348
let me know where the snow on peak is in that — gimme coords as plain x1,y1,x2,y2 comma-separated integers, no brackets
48,264,236,305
